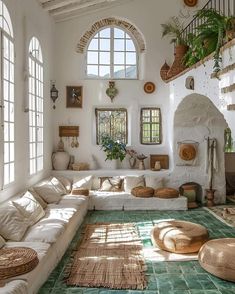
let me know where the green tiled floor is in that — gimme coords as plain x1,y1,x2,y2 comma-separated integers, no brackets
38,209,235,294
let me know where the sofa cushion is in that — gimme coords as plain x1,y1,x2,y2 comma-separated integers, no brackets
33,177,66,204
0,280,28,294
145,175,163,189
124,176,145,193
0,235,5,249
0,203,30,241
60,195,88,209
56,176,72,193
99,177,123,192
28,188,48,209
12,191,45,226
73,175,93,189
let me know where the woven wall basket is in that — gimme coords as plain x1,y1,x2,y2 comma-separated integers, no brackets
179,143,197,161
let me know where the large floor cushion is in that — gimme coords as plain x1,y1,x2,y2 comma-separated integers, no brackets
199,238,235,282
151,220,209,253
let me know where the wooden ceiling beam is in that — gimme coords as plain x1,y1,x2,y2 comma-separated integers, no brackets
50,0,114,16
42,0,82,11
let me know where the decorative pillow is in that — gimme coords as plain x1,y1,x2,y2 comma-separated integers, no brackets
12,191,45,226
28,188,47,209
0,235,5,249
0,203,30,241
99,177,123,192
73,175,93,189
33,177,66,204
56,176,72,193
124,176,145,193
145,176,164,189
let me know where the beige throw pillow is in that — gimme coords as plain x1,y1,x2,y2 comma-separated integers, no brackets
0,203,30,241
12,191,45,226
145,176,164,189
0,235,5,248
34,177,66,204
99,177,123,192
73,175,93,190
28,188,47,209
56,176,72,193
124,176,145,193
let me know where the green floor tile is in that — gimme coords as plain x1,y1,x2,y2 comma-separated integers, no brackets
38,209,235,294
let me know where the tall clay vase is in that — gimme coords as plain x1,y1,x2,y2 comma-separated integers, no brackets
52,151,70,170
167,45,188,79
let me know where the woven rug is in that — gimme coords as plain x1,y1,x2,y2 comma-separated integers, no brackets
204,205,235,227
66,223,147,290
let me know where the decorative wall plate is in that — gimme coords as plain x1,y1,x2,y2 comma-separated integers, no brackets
184,0,198,7
179,143,197,161
144,82,155,94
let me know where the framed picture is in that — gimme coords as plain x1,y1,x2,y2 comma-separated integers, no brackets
66,86,82,108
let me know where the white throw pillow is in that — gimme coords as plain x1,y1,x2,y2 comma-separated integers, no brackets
0,235,5,248
145,175,164,189
12,191,45,226
0,203,30,241
124,176,145,193
28,188,47,209
73,175,93,189
34,177,66,204
56,176,72,193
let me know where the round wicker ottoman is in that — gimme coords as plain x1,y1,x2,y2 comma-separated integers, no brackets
71,188,89,196
199,238,235,282
151,220,209,253
131,186,154,198
154,188,179,199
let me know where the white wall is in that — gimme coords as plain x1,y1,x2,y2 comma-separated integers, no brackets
0,0,55,202
168,42,235,203
53,0,207,170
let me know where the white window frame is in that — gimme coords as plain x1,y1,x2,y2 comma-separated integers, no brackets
0,1,15,189
28,37,44,176
85,26,139,80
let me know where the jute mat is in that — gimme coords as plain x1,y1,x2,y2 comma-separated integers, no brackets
204,205,235,227
66,223,147,290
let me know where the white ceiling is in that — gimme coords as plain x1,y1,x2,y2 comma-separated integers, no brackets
38,0,130,22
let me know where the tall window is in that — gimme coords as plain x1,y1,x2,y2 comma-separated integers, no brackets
95,108,128,144
28,37,44,175
0,1,14,187
87,27,137,79
140,108,162,144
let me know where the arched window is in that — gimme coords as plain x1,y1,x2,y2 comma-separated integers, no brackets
86,27,138,79
28,37,44,175
0,1,14,187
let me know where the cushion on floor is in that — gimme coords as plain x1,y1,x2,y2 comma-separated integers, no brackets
198,238,235,282
151,220,209,253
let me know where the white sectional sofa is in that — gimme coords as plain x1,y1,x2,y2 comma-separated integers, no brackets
0,170,187,294
0,177,88,294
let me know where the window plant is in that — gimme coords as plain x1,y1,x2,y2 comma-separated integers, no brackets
100,135,126,161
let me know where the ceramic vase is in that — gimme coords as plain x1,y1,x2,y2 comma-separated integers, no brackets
52,151,70,170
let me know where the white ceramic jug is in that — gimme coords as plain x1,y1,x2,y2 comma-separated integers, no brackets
52,151,70,170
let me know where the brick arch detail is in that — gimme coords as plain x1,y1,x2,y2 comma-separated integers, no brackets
77,17,146,53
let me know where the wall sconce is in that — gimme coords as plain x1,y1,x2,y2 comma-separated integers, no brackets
50,81,58,109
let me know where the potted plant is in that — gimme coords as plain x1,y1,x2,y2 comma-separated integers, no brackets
100,135,126,163
195,9,234,72
161,17,188,77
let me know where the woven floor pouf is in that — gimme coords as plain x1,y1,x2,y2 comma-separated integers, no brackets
154,187,179,199
199,238,235,282
131,186,154,198
0,247,39,281
151,220,209,253
71,188,89,196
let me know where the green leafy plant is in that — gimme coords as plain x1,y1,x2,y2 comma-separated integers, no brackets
161,16,186,45
100,135,126,161
195,9,234,72
183,33,206,67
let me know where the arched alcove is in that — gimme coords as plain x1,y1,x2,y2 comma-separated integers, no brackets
171,94,228,204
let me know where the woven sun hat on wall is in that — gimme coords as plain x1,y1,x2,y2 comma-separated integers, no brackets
184,0,198,7
179,143,197,161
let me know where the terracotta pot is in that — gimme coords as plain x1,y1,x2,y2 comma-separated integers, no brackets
167,45,188,79
160,61,170,81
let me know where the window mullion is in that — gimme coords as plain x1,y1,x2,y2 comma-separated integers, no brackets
110,27,114,78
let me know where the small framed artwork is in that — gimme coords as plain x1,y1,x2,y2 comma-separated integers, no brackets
66,86,83,108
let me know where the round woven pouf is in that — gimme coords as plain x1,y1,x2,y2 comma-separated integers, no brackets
199,238,235,282
154,188,179,199
71,188,89,196
131,186,154,198
151,220,209,253
0,247,39,280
